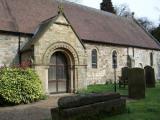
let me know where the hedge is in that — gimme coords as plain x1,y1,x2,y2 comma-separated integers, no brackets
0,67,44,105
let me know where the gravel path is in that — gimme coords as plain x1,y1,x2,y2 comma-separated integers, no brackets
0,94,72,120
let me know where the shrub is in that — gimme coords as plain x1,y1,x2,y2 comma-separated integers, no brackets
0,67,44,105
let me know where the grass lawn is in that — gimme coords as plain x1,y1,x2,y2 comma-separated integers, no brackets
79,83,160,120
79,83,128,95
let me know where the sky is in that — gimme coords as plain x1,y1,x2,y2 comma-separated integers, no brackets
67,0,160,26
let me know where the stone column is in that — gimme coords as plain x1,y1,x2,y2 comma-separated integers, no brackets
34,65,49,94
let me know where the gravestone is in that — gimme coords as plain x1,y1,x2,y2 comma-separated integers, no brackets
119,67,129,88
144,66,156,88
128,68,145,99
121,67,129,81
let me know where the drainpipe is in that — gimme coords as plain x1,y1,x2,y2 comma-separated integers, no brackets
18,33,21,65
132,47,135,57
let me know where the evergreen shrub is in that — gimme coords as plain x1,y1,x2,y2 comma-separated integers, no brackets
0,67,44,105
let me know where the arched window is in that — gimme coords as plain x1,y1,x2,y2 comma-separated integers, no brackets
150,52,153,66
139,63,143,68
112,50,117,68
92,49,97,68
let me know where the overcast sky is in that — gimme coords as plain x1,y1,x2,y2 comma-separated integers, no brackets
67,0,160,26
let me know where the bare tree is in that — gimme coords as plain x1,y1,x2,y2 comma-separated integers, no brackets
114,4,132,17
151,24,160,42
137,17,154,31
114,4,154,31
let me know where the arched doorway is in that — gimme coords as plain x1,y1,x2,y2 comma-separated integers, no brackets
48,51,70,93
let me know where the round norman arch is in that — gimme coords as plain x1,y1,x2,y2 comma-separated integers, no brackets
90,46,100,54
110,49,119,55
43,42,79,65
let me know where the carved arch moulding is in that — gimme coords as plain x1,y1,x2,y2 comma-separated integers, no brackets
43,42,79,65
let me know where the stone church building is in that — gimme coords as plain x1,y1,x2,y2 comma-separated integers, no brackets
0,0,160,94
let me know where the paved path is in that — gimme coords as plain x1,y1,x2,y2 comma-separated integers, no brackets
0,94,72,120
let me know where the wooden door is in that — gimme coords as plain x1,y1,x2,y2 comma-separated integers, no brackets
48,52,69,93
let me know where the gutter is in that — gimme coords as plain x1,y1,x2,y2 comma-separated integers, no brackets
82,39,160,51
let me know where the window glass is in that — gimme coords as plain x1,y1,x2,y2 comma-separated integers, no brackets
92,49,97,68
112,50,117,68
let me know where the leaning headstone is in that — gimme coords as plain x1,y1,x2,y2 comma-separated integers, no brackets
128,68,145,99
144,66,156,88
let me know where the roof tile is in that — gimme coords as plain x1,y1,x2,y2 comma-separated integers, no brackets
0,0,159,50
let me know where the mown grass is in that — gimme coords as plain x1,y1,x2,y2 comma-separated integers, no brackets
79,82,160,120
78,83,128,95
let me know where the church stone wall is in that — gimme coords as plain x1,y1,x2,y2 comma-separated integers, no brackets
85,42,160,86
0,33,18,66
152,50,160,80
21,50,33,62
129,47,160,80
0,33,30,66
85,43,127,85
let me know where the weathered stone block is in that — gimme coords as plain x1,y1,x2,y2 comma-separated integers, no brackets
51,93,126,120
51,108,59,120
59,99,126,120
58,93,121,109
